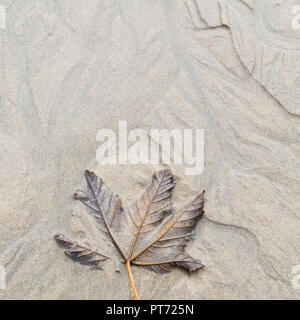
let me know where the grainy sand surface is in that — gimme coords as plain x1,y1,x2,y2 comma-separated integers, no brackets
0,0,299,299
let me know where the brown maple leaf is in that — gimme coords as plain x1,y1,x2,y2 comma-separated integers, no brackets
54,169,205,299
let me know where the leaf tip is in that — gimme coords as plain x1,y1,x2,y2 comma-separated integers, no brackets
85,169,96,176
73,190,86,200
54,233,63,241
54,233,69,248
73,192,79,200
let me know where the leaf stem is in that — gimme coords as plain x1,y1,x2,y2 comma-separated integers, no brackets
126,260,140,300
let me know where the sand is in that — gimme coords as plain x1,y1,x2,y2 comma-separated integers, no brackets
0,0,299,299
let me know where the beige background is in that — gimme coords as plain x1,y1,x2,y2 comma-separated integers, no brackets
0,0,299,299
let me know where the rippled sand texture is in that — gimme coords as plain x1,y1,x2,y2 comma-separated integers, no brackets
0,0,299,299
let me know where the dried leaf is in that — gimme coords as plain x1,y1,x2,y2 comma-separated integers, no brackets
54,234,108,270
55,169,205,299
